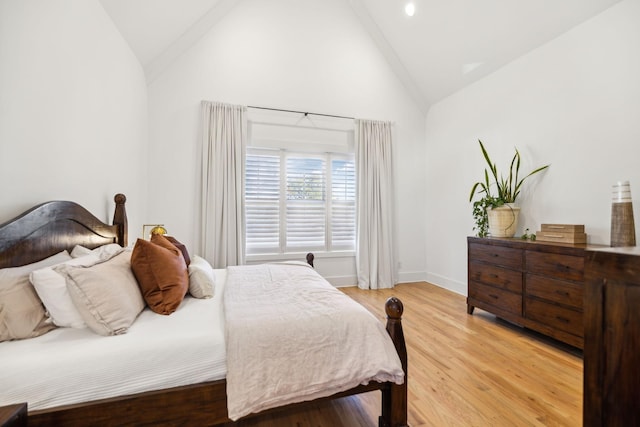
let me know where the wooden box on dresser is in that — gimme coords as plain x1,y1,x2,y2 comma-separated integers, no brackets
467,236,598,349
583,247,640,427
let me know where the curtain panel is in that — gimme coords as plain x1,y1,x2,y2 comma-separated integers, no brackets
200,101,247,268
355,119,396,289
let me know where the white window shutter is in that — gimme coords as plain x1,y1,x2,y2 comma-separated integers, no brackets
245,147,355,255
330,158,356,250
286,156,326,250
245,153,280,253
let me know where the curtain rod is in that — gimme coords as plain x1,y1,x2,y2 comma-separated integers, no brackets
247,105,354,121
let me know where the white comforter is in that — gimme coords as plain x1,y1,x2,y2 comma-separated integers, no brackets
224,262,405,420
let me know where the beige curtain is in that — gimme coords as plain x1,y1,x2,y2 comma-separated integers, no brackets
200,101,246,268
355,119,396,289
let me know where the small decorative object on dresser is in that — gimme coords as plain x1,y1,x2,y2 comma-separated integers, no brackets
535,224,587,244
610,180,636,247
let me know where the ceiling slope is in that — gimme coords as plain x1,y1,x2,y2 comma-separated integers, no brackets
100,0,622,109
360,0,621,105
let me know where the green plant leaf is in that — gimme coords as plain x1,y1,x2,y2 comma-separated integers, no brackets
469,140,550,236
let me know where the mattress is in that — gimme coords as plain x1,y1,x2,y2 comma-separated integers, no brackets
0,269,228,411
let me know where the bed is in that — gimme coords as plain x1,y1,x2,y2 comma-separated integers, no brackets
0,194,408,426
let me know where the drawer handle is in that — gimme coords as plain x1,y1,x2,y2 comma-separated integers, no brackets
555,290,570,297
556,316,570,324
489,294,499,300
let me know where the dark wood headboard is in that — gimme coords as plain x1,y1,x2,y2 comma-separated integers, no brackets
0,194,128,269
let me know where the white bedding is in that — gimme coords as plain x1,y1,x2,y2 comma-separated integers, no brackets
0,269,228,411
224,262,405,420
2,262,405,420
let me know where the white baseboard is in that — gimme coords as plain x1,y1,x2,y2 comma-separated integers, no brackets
425,272,466,296
325,275,358,287
327,270,429,288
324,271,466,295
397,270,427,284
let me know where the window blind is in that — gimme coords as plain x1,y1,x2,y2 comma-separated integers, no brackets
330,158,356,249
245,149,355,255
245,153,280,252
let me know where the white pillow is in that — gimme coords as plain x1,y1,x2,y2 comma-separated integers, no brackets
187,255,215,299
70,245,92,258
30,244,124,328
0,250,71,279
71,243,125,258
56,250,145,336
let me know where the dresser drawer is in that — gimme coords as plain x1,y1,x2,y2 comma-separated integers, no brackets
469,260,522,293
469,281,522,315
469,242,522,269
525,251,584,282
468,236,591,348
525,297,583,337
526,274,583,310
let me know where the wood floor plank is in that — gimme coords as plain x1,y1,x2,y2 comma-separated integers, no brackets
227,282,582,427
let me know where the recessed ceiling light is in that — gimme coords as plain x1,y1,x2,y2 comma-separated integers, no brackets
405,2,415,17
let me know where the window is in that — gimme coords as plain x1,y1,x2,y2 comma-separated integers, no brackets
245,148,355,255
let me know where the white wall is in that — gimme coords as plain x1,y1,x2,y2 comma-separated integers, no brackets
0,0,148,237
147,0,427,285
425,0,640,295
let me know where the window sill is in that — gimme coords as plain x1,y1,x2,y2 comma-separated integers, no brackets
245,251,355,263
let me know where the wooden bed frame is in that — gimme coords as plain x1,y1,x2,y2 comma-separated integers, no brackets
0,194,408,427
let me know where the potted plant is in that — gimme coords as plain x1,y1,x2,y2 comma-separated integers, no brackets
469,140,549,238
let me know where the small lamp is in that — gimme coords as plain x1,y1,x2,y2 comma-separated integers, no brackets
142,224,168,240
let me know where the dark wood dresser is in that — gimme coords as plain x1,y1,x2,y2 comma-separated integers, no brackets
583,247,640,427
467,236,597,349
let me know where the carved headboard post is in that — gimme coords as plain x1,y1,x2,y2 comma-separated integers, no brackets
306,252,315,268
113,193,128,247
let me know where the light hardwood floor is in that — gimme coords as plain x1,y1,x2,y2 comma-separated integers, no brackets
228,282,583,427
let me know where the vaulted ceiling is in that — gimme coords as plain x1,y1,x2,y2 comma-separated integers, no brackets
99,0,621,110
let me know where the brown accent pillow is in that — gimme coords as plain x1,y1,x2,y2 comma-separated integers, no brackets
164,235,191,266
131,234,188,315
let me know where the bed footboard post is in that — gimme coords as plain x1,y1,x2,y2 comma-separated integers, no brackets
113,193,128,247
380,297,408,427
